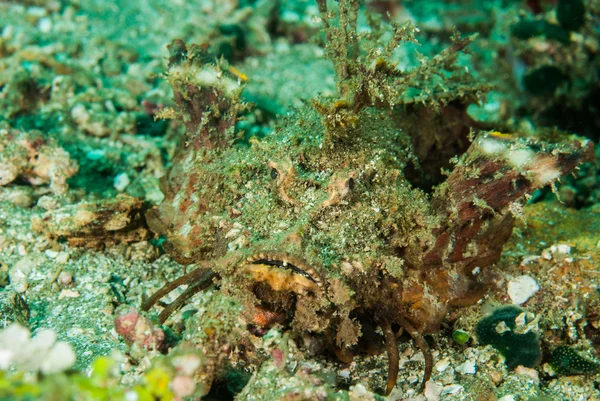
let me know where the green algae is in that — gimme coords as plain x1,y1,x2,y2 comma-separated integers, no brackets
452,329,471,345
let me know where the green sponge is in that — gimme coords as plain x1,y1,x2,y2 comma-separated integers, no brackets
476,306,541,370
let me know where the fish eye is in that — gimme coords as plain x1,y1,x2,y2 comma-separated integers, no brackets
347,177,355,190
270,168,279,179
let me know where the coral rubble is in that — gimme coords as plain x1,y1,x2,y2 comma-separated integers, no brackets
0,125,78,195
31,194,148,248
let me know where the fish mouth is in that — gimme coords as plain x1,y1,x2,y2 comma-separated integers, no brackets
243,252,323,295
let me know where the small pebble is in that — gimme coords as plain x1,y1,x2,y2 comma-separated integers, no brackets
424,381,442,401
55,252,70,264
9,258,33,293
552,243,571,254
541,249,552,260
71,104,89,124
85,149,106,161
442,384,463,395
452,329,471,344
114,173,130,192
57,271,73,286
434,357,450,372
507,275,539,305
455,360,476,375
58,289,80,299
38,17,52,33
37,195,59,211
338,369,350,380
514,365,539,383
4,188,34,208
45,250,59,259
348,383,369,398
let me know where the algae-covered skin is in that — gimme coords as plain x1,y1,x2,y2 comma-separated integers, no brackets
143,1,593,395
0,125,78,196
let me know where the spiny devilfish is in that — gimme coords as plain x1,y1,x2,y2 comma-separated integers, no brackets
142,12,593,397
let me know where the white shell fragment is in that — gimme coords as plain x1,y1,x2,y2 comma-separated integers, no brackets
456,359,477,375
424,381,443,401
507,275,539,305
113,173,131,192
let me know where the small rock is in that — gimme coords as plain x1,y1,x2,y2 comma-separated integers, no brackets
2,187,34,208
514,365,539,383
456,360,477,375
37,195,59,211
45,249,59,259
552,243,571,254
114,173,130,192
38,17,52,34
507,275,539,305
442,384,463,395
338,368,350,380
495,321,511,334
58,289,79,299
541,249,552,260
55,252,70,264
424,381,443,401
348,383,371,399
9,257,33,293
71,104,89,125
57,271,73,286
434,357,450,372
488,368,504,384
9,270,29,294
452,329,471,344
520,255,540,266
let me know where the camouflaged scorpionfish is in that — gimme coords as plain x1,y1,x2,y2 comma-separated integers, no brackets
144,4,593,395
